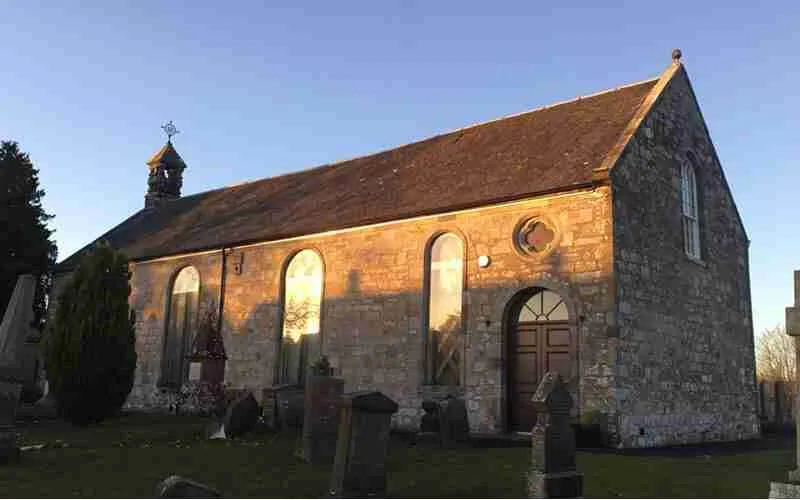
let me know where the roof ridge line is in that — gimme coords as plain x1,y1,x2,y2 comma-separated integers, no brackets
416,76,661,142
172,75,661,202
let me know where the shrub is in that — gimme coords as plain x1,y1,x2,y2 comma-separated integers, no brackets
44,242,136,425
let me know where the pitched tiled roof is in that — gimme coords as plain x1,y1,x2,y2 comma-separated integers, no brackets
58,78,658,270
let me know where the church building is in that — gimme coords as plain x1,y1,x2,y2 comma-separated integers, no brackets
53,53,759,447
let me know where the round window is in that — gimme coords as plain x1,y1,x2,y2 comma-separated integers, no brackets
515,218,557,255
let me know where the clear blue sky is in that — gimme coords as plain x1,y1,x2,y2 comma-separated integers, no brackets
1,1,797,337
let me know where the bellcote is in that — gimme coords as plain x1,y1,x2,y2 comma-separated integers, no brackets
145,139,187,209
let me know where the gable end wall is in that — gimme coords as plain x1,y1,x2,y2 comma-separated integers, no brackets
611,67,759,447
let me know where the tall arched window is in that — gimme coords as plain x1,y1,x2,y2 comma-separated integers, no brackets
681,159,701,259
160,266,200,388
279,249,323,385
425,233,464,385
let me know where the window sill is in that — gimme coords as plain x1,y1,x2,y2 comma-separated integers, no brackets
684,254,707,268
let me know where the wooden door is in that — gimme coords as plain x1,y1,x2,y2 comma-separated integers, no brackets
508,322,573,431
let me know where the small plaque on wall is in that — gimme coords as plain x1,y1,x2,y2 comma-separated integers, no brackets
188,362,202,381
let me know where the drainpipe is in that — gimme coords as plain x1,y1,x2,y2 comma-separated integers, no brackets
217,248,228,353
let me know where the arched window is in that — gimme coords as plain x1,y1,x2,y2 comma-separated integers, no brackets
681,160,701,259
518,289,569,322
159,266,200,388
279,249,323,385
425,233,464,385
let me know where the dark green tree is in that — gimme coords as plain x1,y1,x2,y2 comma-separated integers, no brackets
0,141,57,328
44,242,136,425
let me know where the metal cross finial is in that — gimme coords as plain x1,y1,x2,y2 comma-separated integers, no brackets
161,121,180,142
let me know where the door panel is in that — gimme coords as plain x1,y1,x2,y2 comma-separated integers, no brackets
509,321,574,431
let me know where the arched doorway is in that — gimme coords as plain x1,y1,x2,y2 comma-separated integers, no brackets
506,287,576,432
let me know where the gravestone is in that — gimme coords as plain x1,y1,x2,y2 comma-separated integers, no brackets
329,391,398,498
437,396,470,447
770,270,800,497
0,381,21,464
0,275,43,402
156,475,221,498
301,374,344,464
263,384,305,430
527,372,582,499
419,399,440,433
223,391,259,438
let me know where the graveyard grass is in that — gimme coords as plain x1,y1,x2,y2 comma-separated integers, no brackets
1,414,792,498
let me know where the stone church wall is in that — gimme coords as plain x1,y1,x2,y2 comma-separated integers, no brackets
126,252,224,409
123,187,616,433
611,67,759,447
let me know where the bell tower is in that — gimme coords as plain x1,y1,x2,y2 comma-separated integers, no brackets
145,121,187,209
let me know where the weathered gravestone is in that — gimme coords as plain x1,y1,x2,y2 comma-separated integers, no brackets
770,270,800,498
0,275,44,403
223,391,259,438
527,372,582,499
156,475,222,498
437,395,470,447
329,391,398,498
419,399,440,433
0,380,21,463
263,384,305,430
301,369,344,464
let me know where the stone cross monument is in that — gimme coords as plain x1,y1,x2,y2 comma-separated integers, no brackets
770,270,800,498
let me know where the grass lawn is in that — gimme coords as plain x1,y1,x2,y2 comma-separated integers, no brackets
0,414,792,498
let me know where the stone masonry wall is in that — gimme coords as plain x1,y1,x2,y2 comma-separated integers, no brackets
611,66,759,447
126,252,223,409
124,187,616,433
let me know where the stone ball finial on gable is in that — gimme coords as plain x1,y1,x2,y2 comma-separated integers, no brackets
672,48,683,63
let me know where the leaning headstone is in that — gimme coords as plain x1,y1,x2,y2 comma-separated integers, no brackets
156,475,222,498
771,270,800,497
223,391,259,438
527,372,582,499
301,373,344,464
329,391,398,498
0,381,22,464
438,396,470,447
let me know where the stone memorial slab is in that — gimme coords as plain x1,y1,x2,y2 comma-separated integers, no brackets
0,380,21,464
223,391,259,438
528,372,582,498
771,270,800,497
437,396,470,447
301,374,344,464
276,385,305,429
156,475,221,498
330,391,398,498
188,362,202,382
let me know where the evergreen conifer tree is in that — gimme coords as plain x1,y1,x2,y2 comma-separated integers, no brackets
0,141,57,327
44,242,136,425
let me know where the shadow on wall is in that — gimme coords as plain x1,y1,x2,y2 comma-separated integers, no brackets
133,252,616,435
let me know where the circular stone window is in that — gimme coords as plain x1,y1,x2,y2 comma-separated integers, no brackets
515,218,557,256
